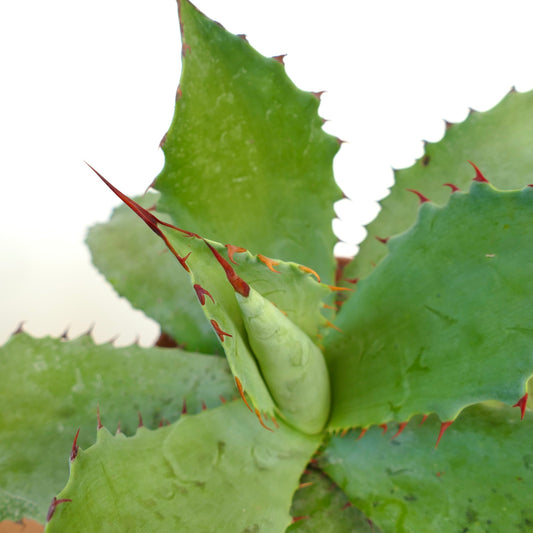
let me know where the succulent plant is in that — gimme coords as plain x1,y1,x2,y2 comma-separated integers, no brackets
1,1,532,531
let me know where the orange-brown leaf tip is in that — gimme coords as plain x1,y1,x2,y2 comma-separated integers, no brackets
357,428,368,440
211,319,233,342
444,119,454,130
513,392,529,420
322,303,337,310
379,423,388,435
272,54,286,65
205,241,250,296
96,405,103,430
181,398,188,415
435,420,453,448
325,319,343,332
419,414,428,425
341,501,353,510
298,264,321,282
443,182,460,193
406,188,430,203
158,132,167,149
12,321,25,335
201,401,207,411
258,254,281,273
193,284,215,306
271,416,280,429
344,277,359,284
138,412,144,428
219,395,227,404
468,160,489,183
298,482,314,489
375,235,390,245
311,90,325,100
255,408,274,432
340,428,349,437
327,284,354,292
225,243,247,264
181,42,191,57
237,33,249,43
47,497,72,522
391,421,408,440
292,516,310,524
234,377,253,412
70,428,80,462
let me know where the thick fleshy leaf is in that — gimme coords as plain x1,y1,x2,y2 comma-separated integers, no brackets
45,401,321,533
94,169,332,428
327,183,533,430
344,89,533,283
0,332,235,522
287,470,378,532
320,403,533,533
155,0,340,284
87,193,220,354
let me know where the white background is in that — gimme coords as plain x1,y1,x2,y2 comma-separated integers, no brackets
2,0,533,347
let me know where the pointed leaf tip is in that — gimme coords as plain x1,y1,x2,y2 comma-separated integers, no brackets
254,408,274,432
193,283,215,305
406,188,430,203
391,421,408,440
205,241,250,296
46,497,72,522
234,376,253,413
357,428,368,440
70,428,80,462
96,405,103,430
468,160,489,183
225,243,246,264
513,392,529,420
435,420,453,448
443,182,460,193
258,254,281,273
210,319,232,342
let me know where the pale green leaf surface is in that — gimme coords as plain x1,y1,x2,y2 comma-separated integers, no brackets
327,183,533,429
45,401,321,533
87,193,220,354
155,0,340,284
320,403,533,533
161,226,331,422
287,470,379,533
0,332,235,522
345,89,533,282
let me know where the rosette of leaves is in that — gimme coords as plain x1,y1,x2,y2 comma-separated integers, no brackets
1,1,532,531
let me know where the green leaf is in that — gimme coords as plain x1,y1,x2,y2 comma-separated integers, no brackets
93,170,331,427
345,89,533,282
45,401,321,533
326,183,533,430
0,332,235,522
320,403,533,533
155,0,340,284
87,192,220,354
287,470,379,532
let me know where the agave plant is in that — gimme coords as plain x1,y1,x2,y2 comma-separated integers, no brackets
1,1,532,531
